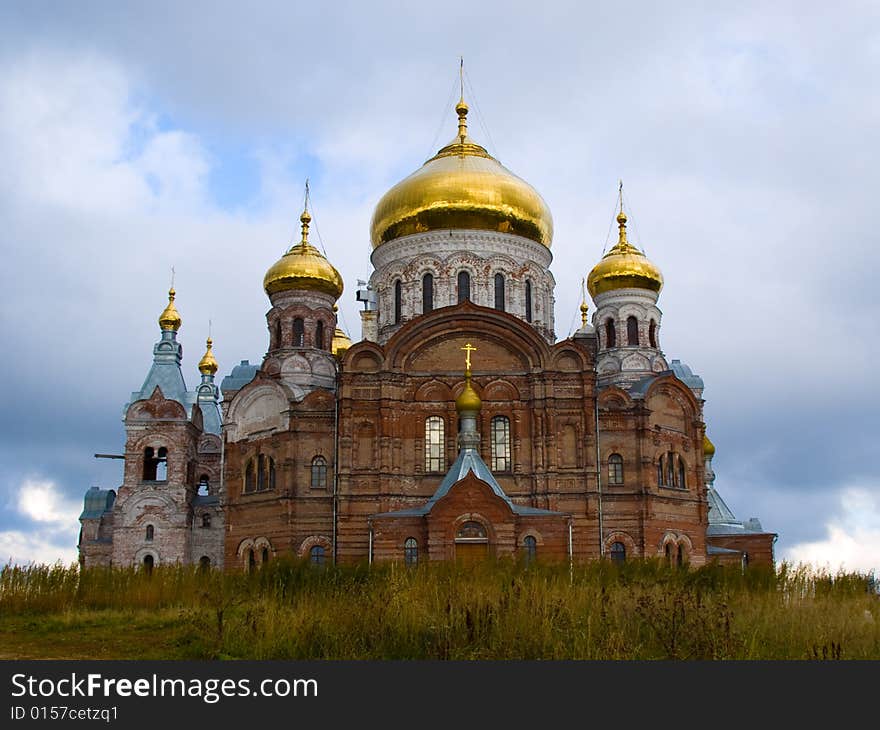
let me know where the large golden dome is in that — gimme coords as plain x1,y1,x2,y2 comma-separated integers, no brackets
587,211,663,298
264,210,344,299
370,99,553,248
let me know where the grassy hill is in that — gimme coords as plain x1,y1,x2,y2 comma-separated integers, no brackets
1,559,877,659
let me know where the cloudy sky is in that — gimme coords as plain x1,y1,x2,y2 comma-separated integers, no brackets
1,1,877,573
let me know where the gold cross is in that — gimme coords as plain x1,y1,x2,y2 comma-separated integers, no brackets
461,342,477,371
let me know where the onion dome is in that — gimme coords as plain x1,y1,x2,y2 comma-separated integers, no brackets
158,288,182,332
331,307,352,357
703,433,716,457
263,210,344,299
198,337,218,375
455,373,482,413
587,210,663,298
370,95,553,248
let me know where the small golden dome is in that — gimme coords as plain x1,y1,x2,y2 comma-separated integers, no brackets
703,433,716,457
198,337,218,375
370,97,553,248
264,210,344,299
331,327,352,358
455,374,482,413
158,288,182,332
587,210,663,298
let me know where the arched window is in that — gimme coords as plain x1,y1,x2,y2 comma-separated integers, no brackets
310,545,326,567
667,452,676,487
293,318,304,347
664,542,672,564
627,316,639,346
274,319,282,348
677,544,684,567
198,474,209,495
610,541,626,563
678,458,686,489
422,273,434,313
525,280,533,322
247,549,256,573
424,416,445,473
608,454,624,485
649,320,657,348
268,457,276,490
457,270,470,303
262,547,270,565
523,535,537,564
394,280,402,324
143,554,154,574
404,537,418,566
145,524,154,542
198,556,210,571
657,455,664,486
143,447,157,480
605,319,616,348
494,273,505,311
311,456,328,489
257,454,266,490
201,513,211,529
315,320,325,350
244,459,255,493
154,447,167,481
457,521,488,540
491,416,512,472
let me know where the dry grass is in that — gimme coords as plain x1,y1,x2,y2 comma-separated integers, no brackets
1,559,877,659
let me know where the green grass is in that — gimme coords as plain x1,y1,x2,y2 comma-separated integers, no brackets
1,559,877,659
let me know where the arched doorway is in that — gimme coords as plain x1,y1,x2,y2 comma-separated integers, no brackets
455,520,489,563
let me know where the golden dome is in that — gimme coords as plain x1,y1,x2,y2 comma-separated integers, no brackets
158,288,182,332
198,337,218,375
331,324,352,358
455,374,482,413
264,210,344,299
587,211,663,298
703,433,716,457
370,98,553,248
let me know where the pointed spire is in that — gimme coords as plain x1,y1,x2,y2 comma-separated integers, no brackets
580,277,589,328
158,287,182,332
198,336,218,376
455,57,469,141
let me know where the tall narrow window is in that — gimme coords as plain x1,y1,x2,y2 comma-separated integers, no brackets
145,524,154,542
143,554,154,574
457,271,470,303
245,459,255,493
268,457,276,490
155,447,167,481
311,456,328,488
649,320,657,348
257,454,266,491
608,454,624,485
664,543,672,564
424,416,445,472
404,537,418,566
525,280,533,322
248,550,256,573
605,319,616,348
678,458,686,489
422,273,434,313
201,513,211,529
491,416,512,472
310,545,325,567
667,452,676,487
315,320,324,350
611,541,626,564
143,447,157,481
262,547,270,565
293,318,304,347
677,544,684,567
274,320,282,348
394,280,402,324
657,455,664,486
523,535,537,564
627,316,639,346
494,273,505,311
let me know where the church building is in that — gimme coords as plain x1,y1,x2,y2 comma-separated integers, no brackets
78,89,775,571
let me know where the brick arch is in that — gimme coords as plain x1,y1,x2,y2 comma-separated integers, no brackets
481,378,520,401
450,512,496,543
518,528,544,546
134,547,160,566
604,531,638,558
298,535,332,558
415,380,453,402
598,386,633,410
344,343,384,373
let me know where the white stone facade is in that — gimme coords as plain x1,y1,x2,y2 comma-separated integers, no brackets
591,287,668,388
368,230,556,344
